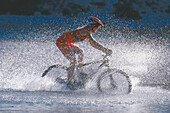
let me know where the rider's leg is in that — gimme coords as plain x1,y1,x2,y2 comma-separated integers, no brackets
56,41,85,83
64,52,76,82
71,45,84,68
78,50,84,67
71,45,88,83
56,42,77,82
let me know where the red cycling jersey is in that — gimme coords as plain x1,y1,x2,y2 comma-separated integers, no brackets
56,28,88,55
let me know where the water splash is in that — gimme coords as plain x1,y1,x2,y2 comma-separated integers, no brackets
0,38,169,92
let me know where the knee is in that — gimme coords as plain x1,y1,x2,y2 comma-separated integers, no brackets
79,49,84,55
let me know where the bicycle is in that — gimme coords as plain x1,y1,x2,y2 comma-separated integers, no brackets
42,55,132,94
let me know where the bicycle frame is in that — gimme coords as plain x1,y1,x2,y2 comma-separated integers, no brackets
82,55,109,68
78,55,110,79
42,55,109,78
42,55,132,93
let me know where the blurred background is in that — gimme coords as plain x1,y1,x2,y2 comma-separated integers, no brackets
0,0,169,20
0,0,169,43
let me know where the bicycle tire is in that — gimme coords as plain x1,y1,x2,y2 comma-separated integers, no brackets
97,68,132,94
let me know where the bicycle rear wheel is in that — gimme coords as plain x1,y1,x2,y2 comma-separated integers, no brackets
97,68,132,94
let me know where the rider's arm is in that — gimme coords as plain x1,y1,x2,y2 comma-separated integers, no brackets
80,29,112,55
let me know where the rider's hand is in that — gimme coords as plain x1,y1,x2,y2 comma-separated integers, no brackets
105,48,112,56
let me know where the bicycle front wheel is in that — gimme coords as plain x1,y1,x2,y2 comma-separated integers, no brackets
97,68,132,94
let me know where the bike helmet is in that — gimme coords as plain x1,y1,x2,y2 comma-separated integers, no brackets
88,16,104,27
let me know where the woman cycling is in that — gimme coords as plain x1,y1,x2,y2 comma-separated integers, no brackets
56,16,112,89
